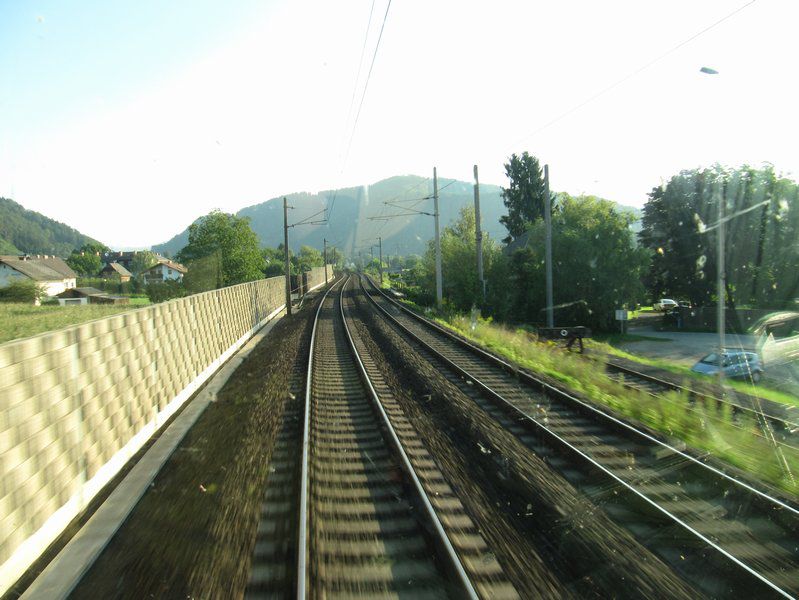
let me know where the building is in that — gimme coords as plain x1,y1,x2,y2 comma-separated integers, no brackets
0,255,77,299
56,287,130,305
99,262,132,282
142,258,187,283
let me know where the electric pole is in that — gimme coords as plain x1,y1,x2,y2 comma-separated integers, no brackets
378,236,383,287
323,238,328,284
717,186,725,384
544,164,554,328
473,164,485,300
283,197,292,316
433,167,443,307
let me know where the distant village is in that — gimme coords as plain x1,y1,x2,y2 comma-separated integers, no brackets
0,251,187,305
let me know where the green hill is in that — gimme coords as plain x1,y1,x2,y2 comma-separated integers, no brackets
0,197,102,256
153,175,511,258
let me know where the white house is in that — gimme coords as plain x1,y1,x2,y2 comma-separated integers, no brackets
142,258,187,283
0,255,78,298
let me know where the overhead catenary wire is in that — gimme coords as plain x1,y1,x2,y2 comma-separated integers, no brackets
342,0,393,170
506,0,758,150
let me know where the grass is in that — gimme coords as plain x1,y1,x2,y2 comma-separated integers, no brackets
0,302,145,344
592,339,799,409
423,311,798,496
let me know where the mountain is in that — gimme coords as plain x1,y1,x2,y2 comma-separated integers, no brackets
153,175,511,258
153,176,647,258
0,197,103,256
0,198,103,256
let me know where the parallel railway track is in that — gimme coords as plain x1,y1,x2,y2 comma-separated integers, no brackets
605,361,799,446
296,277,484,598
359,274,799,598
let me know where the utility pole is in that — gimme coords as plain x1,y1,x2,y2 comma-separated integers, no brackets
717,186,725,384
323,238,328,284
544,164,554,328
433,167,443,307
378,236,383,287
283,197,292,316
473,164,485,300
370,246,374,261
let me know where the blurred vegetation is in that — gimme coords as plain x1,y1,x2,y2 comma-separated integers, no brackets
0,279,45,304
434,311,799,495
0,303,141,344
0,197,102,256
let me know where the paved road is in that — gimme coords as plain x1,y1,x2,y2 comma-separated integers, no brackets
621,324,799,395
620,326,757,368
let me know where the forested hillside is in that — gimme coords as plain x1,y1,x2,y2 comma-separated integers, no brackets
0,198,102,256
153,175,510,257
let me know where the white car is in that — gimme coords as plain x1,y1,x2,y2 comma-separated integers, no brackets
654,298,678,311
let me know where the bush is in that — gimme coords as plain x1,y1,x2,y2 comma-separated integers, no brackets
146,280,186,303
0,279,45,303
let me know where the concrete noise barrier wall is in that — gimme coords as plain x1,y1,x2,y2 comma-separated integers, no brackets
0,266,329,593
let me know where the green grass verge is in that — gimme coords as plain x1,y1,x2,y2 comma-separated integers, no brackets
592,340,799,409
426,312,798,496
0,303,144,344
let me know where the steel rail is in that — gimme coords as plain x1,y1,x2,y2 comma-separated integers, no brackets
296,280,338,599
338,276,479,599
362,275,799,516
359,275,798,599
606,360,799,434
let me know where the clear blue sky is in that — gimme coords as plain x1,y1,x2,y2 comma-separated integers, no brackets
1,1,797,248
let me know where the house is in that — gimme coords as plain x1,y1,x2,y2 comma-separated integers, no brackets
102,250,143,272
142,258,187,283
0,254,77,298
56,287,130,305
99,262,132,282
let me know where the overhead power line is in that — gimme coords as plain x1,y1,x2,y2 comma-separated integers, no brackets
342,0,393,169
344,0,377,140
507,0,757,149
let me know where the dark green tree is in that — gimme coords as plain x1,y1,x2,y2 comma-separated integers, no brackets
176,211,265,288
499,151,547,243
419,206,508,314
509,195,648,329
639,165,799,310
128,251,160,276
66,242,109,275
293,245,323,272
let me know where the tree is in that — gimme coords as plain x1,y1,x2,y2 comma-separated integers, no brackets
176,211,265,288
182,254,222,293
66,242,109,276
0,279,45,304
262,246,286,278
639,165,799,311
418,206,508,315
293,245,323,272
500,152,548,243
129,251,160,276
509,195,648,330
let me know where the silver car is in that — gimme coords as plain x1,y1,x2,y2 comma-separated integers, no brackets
691,350,764,382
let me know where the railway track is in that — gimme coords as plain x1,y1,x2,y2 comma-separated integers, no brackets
359,275,799,598
604,361,799,447
296,277,481,598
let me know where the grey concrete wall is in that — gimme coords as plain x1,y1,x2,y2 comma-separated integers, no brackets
0,267,328,593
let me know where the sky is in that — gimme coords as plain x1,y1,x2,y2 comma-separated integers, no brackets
1,0,797,249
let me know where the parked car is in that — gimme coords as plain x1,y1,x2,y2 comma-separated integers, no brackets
653,298,678,311
691,350,764,382
678,300,692,308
